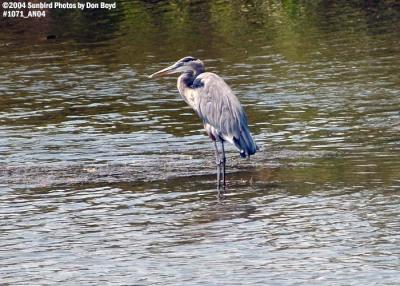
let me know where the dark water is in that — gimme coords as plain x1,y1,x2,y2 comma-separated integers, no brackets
1,1,400,285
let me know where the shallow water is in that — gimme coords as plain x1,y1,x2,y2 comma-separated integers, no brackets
1,1,400,285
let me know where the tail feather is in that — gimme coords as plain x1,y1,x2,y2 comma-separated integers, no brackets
233,126,258,158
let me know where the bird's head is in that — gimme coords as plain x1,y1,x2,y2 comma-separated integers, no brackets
149,56,204,78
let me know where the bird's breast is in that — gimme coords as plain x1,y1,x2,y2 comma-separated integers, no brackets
183,89,197,109
177,80,198,110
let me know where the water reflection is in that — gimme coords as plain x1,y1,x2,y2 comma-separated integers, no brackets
1,0,399,285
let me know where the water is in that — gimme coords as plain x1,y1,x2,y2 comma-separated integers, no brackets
1,1,400,285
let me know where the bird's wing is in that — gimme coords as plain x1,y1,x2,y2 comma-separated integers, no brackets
192,72,247,143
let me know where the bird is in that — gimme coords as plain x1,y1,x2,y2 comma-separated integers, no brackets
149,56,258,197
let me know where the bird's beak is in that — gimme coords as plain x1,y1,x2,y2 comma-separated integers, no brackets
148,63,179,79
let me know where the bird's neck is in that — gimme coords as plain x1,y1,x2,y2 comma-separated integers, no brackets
177,61,205,93
177,71,199,95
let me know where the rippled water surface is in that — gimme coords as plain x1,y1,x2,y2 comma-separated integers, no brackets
1,1,400,285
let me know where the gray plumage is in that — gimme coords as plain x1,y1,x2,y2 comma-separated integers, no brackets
149,56,258,195
178,72,257,157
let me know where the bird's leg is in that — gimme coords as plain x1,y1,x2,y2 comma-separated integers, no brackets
221,141,226,191
213,141,222,195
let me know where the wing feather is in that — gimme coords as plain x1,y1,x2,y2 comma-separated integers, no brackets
191,72,257,157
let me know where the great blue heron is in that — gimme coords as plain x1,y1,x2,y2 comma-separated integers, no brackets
149,56,258,196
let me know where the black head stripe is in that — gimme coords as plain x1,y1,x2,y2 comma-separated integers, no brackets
181,56,197,63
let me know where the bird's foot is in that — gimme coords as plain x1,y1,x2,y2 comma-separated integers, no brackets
216,190,225,200
216,183,227,200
